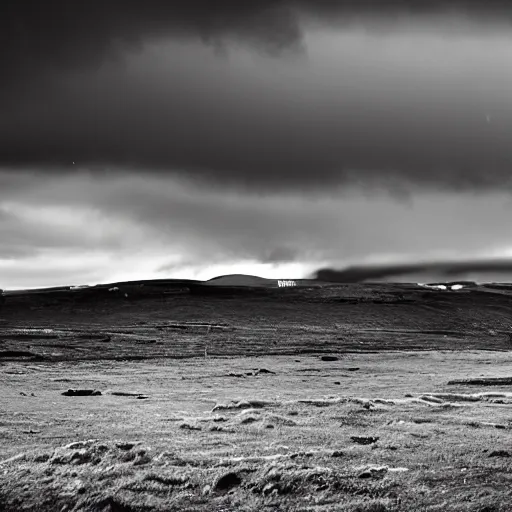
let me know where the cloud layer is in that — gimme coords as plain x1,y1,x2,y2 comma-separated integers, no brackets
2,1,512,192
3,2,512,288
2,170,512,288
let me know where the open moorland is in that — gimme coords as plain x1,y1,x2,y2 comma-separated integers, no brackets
1,279,512,511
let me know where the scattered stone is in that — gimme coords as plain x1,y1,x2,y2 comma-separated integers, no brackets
320,356,339,362
358,466,388,479
108,391,147,399
290,451,313,459
489,450,510,458
265,424,275,429
62,389,102,397
214,472,242,492
331,450,344,457
351,436,379,445
20,392,27,396
115,442,138,451
334,382,341,385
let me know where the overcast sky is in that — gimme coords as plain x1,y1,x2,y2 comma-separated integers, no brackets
2,1,512,288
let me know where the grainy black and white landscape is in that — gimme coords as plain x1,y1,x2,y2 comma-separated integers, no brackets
2,278,512,511
3,1,512,510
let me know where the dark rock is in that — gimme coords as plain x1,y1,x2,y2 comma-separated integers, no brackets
351,436,379,445
331,450,344,457
358,466,388,479
489,450,510,458
109,391,147,398
214,472,242,492
347,367,360,371
62,389,102,396
290,451,313,459
320,356,339,362
116,442,137,451
334,381,341,385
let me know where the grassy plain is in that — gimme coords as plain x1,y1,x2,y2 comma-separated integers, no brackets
1,283,512,511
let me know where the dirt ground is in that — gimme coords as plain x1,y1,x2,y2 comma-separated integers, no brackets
1,284,512,511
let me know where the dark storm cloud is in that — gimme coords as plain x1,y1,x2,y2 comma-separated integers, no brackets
2,0,512,79
313,260,512,283
3,1,512,191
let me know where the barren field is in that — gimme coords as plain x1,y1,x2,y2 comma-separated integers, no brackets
1,283,512,511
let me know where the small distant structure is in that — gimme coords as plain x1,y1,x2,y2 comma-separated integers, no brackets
277,280,297,288
418,283,466,291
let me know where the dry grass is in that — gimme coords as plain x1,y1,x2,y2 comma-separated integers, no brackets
2,284,512,510
1,351,512,510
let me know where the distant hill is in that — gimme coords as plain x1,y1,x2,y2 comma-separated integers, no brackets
206,274,276,287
